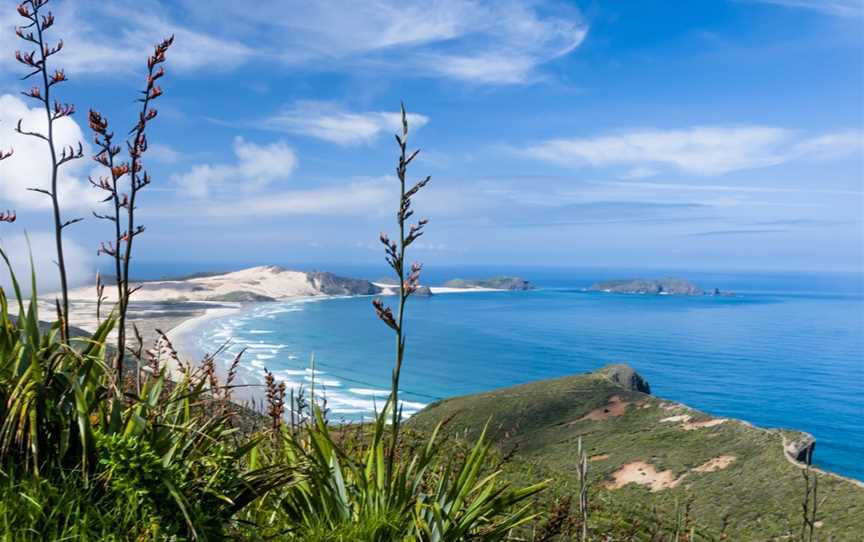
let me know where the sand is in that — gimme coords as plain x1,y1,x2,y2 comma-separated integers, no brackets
605,461,683,492
49,266,511,385
65,266,323,304
660,413,728,431
578,395,637,422
693,455,737,473
372,282,505,295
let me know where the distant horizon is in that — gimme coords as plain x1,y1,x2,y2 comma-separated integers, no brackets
1,0,861,283
115,259,864,282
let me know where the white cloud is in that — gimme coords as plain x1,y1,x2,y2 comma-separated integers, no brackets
0,94,96,210
1,1,586,85
203,179,392,217
172,137,297,198
741,0,863,17
0,1,253,77
791,130,864,158
264,101,429,145
621,167,660,180
521,126,863,176
0,232,95,295
427,53,539,85
417,1,587,84
147,143,182,165
180,0,588,84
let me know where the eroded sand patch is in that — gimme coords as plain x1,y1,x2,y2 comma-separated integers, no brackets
660,414,727,431
605,461,683,492
693,455,736,473
578,395,645,422
683,418,727,431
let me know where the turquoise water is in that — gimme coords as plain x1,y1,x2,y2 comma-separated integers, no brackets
174,267,864,481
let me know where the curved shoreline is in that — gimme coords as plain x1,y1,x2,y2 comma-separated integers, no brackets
164,287,510,371
165,303,243,378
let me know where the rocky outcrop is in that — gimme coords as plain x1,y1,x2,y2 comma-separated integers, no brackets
375,278,433,296
589,278,703,296
306,271,382,296
444,277,534,290
784,432,817,464
413,285,434,296
598,363,651,394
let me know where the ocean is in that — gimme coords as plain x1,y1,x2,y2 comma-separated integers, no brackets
166,264,864,481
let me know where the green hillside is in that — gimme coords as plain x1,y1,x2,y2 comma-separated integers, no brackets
407,365,864,540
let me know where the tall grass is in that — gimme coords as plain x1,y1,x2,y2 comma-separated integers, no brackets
0,251,294,540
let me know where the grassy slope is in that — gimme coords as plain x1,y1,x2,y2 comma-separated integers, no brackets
407,366,864,540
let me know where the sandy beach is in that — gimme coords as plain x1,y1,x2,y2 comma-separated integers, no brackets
49,266,508,387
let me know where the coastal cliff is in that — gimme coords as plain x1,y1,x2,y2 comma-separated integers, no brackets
408,365,864,539
306,271,382,296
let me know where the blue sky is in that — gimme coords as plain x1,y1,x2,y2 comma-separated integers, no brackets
0,0,861,286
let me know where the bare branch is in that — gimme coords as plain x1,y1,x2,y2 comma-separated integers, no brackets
60,217,83,229
26,187,52,197
15,119,48,141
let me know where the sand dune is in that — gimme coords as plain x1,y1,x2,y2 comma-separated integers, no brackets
65,265,328,304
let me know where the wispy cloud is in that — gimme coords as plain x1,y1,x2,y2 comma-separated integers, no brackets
601,180,862,196
0,1,586,85
753,218,855,226
686,229,783,237
0,233,94,293
199,179,392,218
0,1,253,76
520,126,863,175
741,0,864,17
147,143,182,165
179,0,588,84
495,200,713,228
263,101,429,145
172,137,297,198
791,130,863,157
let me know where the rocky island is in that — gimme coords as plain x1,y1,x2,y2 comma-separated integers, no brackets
590,277,704,295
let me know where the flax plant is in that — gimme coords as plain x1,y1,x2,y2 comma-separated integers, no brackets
577,436,589,541
238,104,545,540
89,36,174,389
800,448,821,542
0,144,13,223
0,251,295,538
13,0,84,341
372,103,430,483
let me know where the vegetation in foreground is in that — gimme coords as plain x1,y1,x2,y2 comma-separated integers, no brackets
0,1,849,540
1,5,543,540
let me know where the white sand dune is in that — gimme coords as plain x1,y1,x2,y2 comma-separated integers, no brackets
65,265,327,303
